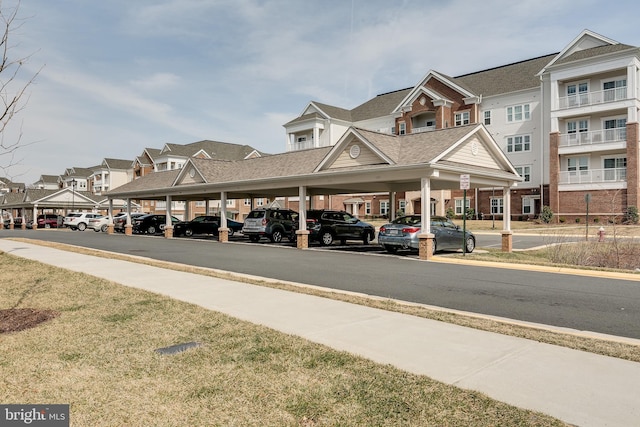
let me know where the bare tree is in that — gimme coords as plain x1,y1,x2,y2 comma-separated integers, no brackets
0,0,41,179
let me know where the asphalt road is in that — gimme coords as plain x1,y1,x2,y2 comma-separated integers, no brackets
2,229,639,339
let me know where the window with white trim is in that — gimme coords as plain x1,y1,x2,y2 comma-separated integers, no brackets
455,111,470,126
506,134,531,152
603,156,626,181
365,202,371,215
454,198,470,215
522,198,534,215
515,165,531,182
399,122,406,135
244,198,251,206
226,199,234,207
398,200,406,213
256,198,265,207
506,104,530,122
490,197,504,215
483,110,491,125
567,82,588,106
567,156,589,175
380,201,389,216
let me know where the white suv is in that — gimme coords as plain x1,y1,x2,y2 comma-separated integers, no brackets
63,212,102,231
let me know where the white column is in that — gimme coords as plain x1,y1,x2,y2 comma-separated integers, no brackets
166,195,172,228
108,199,113,219
205,199,210,215
220,192,227,228
126,199,132,226
420,177,431,233
313,126,320,148
185,200,191,221
503,188,511,231
389,192,396,220
298,186,307,230
32,205,37,223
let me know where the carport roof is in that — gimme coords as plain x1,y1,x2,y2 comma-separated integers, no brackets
107,124,521,200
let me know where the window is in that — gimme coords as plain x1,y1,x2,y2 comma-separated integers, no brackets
603,157,626,181
455,111,470,126
603,117,627,141
490,198,503,215
297,136,307,143
398,200,406,213
506,104,530,122
365,202,371,215
256,198,265,207
483,110,491,125
506,135,531,152
226,199,234,207
455,198,470,215
567,82,588,106
380,201,389,216
515,165,531,182
567,157,589,174
244,198,251,206
399,122,406,135
603,78,626,101
522,198,534,215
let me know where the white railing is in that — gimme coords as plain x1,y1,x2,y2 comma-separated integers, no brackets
558,128,627,147
411,125,436,134
558,87,627,109
559,168,626,184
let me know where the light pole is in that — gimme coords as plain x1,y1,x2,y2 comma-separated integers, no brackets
71,179,77,211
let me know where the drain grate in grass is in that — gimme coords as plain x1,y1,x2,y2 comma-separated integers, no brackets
155,341,203,355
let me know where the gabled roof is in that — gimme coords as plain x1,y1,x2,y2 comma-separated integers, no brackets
62,167,94,178
38,175,60,184
102,158,133,170
157,139,263,160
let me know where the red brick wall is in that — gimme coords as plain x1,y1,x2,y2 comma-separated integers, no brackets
556,189,626,222
626,122,639,207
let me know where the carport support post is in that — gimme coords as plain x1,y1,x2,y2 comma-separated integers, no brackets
296,186,309,249
501,187,513,252
389,192,396,221
32,206,38,230
107,199,114,234
164,195,174,238
418,177,434,260
218,192,229,243
125,199,133,236
20,209,26,230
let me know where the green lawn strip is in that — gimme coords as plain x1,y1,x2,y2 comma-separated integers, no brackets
0,252,566,426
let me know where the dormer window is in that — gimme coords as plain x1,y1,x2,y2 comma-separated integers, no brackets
455,111,470,126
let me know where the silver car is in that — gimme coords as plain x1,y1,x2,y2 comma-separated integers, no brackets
378,215,475,254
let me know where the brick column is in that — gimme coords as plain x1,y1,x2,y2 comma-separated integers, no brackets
501,231,513,253
626,122,639,208
124,224,133,236
418,233,435,260
548,132,560,220
107,224,114,234
296,230,309,249
163,226,173,238
218,228,229,243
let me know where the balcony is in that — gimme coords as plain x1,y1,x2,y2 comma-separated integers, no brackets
411,125,436,134
558,128,626,147
559,168,626,185
558,87,627,110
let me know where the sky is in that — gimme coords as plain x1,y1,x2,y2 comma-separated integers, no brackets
3,0,640,186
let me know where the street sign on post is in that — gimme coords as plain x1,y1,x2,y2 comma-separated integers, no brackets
460,175,470,255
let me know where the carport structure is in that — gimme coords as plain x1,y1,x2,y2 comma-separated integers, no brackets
107,124,522,259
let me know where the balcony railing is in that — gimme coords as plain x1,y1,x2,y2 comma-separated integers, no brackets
558,128,627,147
559,168,626,185
411,125,436,134
558,87,627,109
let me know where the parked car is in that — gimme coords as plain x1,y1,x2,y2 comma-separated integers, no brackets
36,214,64,229
113,212,145,232
88,215,112,232
174,215,244,237
306,209,376,246
132,214,180,235
63,212,102,231
378,215,475,254
242,208,298,243
3,217,23,229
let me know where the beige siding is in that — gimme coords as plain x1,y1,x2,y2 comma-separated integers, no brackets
177,169,205,185
329,141,388,169
443,136,501,169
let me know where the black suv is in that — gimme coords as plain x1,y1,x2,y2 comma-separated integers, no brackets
306,210,376,246
132,214,180,234
242,208,298,243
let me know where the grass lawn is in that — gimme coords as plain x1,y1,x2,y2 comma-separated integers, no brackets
0,250,568,426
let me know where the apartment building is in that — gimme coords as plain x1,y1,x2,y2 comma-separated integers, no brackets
284,30,640,223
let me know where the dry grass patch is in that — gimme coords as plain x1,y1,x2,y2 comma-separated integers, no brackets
0,251,567,426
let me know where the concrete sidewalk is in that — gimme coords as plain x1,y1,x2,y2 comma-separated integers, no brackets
2,239,639,427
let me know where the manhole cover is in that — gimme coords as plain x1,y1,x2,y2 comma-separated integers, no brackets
155,341,202,355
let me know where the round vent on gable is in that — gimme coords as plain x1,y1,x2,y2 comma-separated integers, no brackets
349,144,361,159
